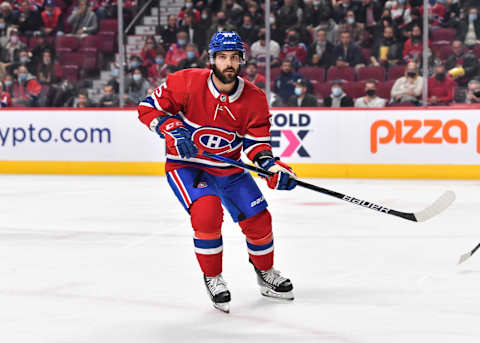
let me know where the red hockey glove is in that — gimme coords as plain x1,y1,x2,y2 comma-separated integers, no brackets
155,117,198,159
259,157,297,190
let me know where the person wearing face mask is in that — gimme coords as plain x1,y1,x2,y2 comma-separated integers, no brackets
250,28,281,68
402,24,430,63
420,0,446,29
7,48,35,75
237,14,258,46
427,64,456,105
323,80,354,107
462,79,480,104
279,29,308,69
331,0,361,24
0,80,11,107
390,0,412,28
98,84,119,107
370,26,402,67
354,79,387,107
11,64,42,107
128,55,147,75
307,29,335,68
338,10,366,46
357,0,383,34
177,42,205,70
304,0,332,29
5,29,27,63
178,0,201,25
161,15,179,47
221,0,244,27
165,30,194,67
287,78,318,107
17,0,43,36
276,0,301,33
0,2,18,27
445,40,479,86
206,11,235,42
179,13,206,53
0,17,8,46
125,68,151,105
274,59,305,103
313,12,339,44
148,53,170,84
456,7,480,48
41,0,64,37
391,61,423,104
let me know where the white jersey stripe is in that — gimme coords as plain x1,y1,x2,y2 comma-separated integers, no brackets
247,245,274,256
173,170,192,205
195,246,223,255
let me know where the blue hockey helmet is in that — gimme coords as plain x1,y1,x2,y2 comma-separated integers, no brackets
208,31,246,64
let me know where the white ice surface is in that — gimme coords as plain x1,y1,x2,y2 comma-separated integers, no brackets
1,175,479,343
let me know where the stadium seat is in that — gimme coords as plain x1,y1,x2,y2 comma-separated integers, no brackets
387,65,406,80
79,35,100,49
472,45,480,59
326,66,355,81
99,19,118,33
343,81,365,99
55,36,79,51
436,45,454,61
79,48,99,71
59,52,84,68
298,66,325,83
432,28,456,44
314,82,331,99
357,66,386,81
270,66,281,81
362,49,371,65
377,80,395,101
99,31,116,53
62,64,79,82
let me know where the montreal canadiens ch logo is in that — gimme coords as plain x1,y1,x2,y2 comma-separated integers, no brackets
192,127,236,154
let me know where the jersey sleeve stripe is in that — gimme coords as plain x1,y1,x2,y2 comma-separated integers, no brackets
244,134,270,141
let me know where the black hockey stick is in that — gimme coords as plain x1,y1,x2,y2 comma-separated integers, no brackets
202,152,455,222
458,243,480,264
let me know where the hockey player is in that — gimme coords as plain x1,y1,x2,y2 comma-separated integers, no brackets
137,31,296,313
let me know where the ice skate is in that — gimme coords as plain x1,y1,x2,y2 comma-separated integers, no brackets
251,260,294,300
203,274,231,313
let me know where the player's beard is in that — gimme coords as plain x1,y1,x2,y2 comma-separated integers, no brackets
212,64,241,84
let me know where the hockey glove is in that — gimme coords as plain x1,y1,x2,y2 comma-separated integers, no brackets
156,117,198,159
259,157,297,191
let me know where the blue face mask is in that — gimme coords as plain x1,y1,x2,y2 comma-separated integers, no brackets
112,68,119,77
398,0,405,4
133,74,142,82
0,23,5,30
347,17,355,25
429,0,436,4
130,61,140,69
4,80,12,87
178,39,187,46
186,51,195,59
294,87,302,96
332,87,342,97
19,73,27,81
469,13,477,21
20,56,29,63
155,57,164,65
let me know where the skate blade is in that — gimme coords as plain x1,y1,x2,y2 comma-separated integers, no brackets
213,302,230,313
260,287,294,300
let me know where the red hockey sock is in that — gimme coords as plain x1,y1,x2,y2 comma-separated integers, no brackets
190,195,224,277
239,209,274,271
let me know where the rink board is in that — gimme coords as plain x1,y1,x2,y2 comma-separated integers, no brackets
1,107,480,179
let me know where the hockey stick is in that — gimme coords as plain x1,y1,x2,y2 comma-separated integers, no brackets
458,243,480,265
202,152,455,222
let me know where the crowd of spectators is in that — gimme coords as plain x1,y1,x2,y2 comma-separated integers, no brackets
2,0,480,108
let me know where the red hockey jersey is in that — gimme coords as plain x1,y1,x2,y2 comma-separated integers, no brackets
138,68,272,176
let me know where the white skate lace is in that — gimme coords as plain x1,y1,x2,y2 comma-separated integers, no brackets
260,268,287,287
205,274,228,296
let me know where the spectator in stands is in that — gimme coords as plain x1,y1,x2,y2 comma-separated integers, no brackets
222,0,244,28
332,0,361,24
427,64,456,105
243,59,265,87
129,54,147,75
11,64,42,106
462,79,480,104
370,26,402,67
391,61,423,104
279,28,308,69
71,89,94,107
307,29,335,68
247,1,263,27
354,79,387,107
277,0,300,32
31,32,55,70
148,52,168,84
287,78,318,107
274,59,304,103
0,2,18,27
2,73,13,92
268,11,285,44
250,28,281,68
0,17,8,46
402,24,427,63
313,11,339,44
161,14,179,48
36,50,64,106
358,0,383,35
177,42,204,69
179,13,207,53
443,0,461,29
337,10,366,46
445,40,479,86
0,80,11,107
98,84,118,107
93,0,116,21
404,7,421,35
165,30,189,67
256,81,284,107
333,31,364,69
420,0,446,29
41,0,64,37
7,48,35,75
178,0,201,25
323,79,354,107
206,11,236,42
141,36,160,68
126,67,150,104
17,0,43,36
238,14,258,46
456,7,480,48
5,28,27,63
304,0,332,29
67,0,98,37
391,0,411,29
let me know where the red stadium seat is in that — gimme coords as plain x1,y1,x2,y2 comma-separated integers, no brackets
377,80,395,100
79,48,98,71
59,52,84,68
436,45,454,61
62,65,79,82
362,49,371,65
473,45,480,59
79,35,100,49
387,65,406,80
55,36,79,51
326,66,355,81
99,19,118,33
270,66,281,81
357,66,386,81
298,66,325,83
432,28,456,44
314,82,331,99
343,81,365,99
99,31,116,53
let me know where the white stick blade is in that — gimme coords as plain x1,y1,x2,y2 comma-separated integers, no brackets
414,190,455,222
458,253,472,265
